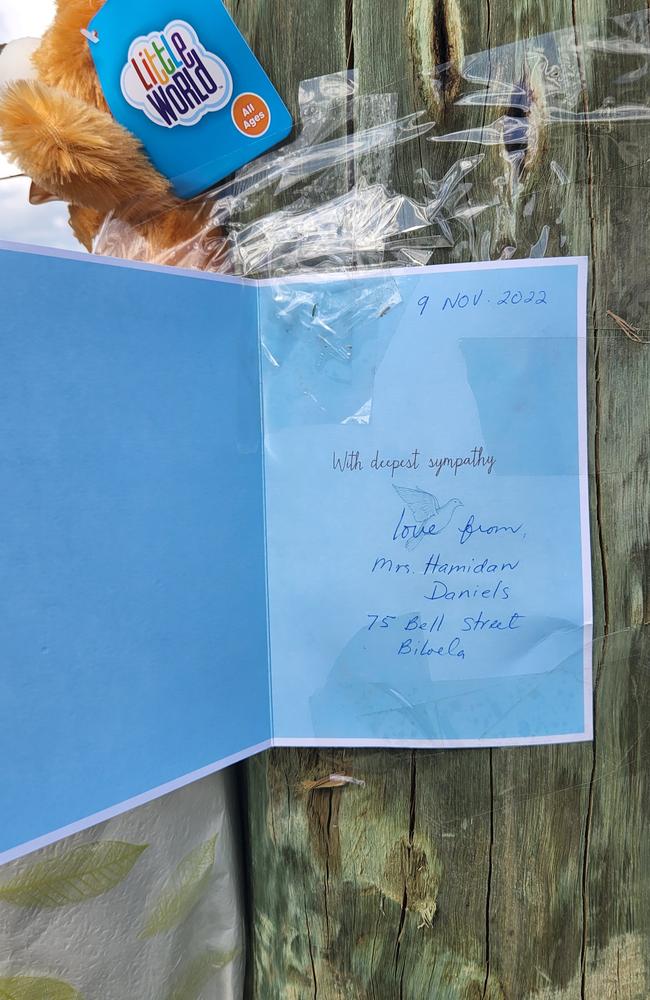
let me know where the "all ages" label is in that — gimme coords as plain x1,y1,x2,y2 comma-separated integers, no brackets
231,92,271,137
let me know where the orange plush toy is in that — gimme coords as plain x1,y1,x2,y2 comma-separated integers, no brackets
0,0,221,267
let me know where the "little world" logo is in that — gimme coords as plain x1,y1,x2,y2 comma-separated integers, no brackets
121,20,233,129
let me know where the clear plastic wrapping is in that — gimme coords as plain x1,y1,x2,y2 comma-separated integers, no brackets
96,9,649,277
93,10,649,426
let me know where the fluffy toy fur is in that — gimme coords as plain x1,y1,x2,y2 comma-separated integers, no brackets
0,0,221,266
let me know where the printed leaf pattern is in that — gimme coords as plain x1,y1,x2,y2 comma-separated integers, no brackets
163,949,236,1000
139,835,217,939
0,842,148,908
0,977,83,1000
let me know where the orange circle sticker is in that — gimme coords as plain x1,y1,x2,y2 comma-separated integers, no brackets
231,93,271,138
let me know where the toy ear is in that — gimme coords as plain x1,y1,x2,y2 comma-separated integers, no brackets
29,182,59,205
68,203,105,251
0,80,173,215
33,0,108,111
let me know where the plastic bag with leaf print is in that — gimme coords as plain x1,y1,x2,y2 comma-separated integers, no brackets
0,773,244,1000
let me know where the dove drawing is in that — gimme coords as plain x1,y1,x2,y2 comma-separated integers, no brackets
393,485,463,551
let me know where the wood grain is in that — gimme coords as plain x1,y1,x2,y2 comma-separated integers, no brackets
238,1,650,996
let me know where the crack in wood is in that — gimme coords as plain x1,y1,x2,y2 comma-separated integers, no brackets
482,748,495,998
324,790,333,951
570,8,604,1000
304,893,319,999
394,752,417,975
345,0,355,69
407,0,464,115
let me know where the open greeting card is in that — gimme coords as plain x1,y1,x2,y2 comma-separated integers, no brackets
0,244,591,862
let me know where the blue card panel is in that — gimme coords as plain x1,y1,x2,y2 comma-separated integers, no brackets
262,260,592,746
0,247,269,858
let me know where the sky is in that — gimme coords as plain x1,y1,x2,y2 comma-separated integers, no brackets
0,1,79,250
0,1,56,38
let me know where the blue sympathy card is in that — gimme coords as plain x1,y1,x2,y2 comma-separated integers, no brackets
0,245,591,862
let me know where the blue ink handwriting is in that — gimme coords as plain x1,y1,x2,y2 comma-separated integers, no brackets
423,552,520,576
393,485,463,551
398,637,465,659
415,288,548,314
462,611,525,632
425,579,510,601
458,514,525,545
372,556,412,575
497,289,547,305
442,289,484,311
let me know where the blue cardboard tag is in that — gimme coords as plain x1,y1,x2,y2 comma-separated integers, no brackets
86,0,293,198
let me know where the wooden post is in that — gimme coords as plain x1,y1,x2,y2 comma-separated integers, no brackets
231,1,650,995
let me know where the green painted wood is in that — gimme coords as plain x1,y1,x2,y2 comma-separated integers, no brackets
240,1,650,996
